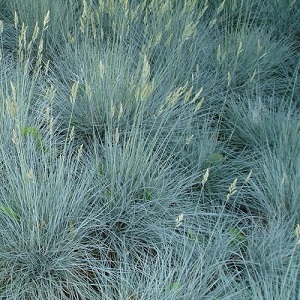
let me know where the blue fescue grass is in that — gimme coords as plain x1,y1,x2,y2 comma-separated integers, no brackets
0,0,299,298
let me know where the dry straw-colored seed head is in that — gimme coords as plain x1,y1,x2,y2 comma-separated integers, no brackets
27,168,35,181
245,170,253,182
99,60,105,78
190,87,203,104
43,10,50,31
0,20,3,34
185,135,194,145
176,213,184,228
69,126,75,142
202,168,210,186
12,128,19,144
226,178,237,200
14,11,18,29
115,128,120,144
77,144,84,159
6,99,18,119
32,22,39,41
70,81,79,104
141,55,151,82
118,103,123,120
295,224,300,245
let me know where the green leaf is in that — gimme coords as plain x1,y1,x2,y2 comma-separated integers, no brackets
21,126,47,152
207,152,223,164
97,164,104,175
70,118,79,126
187,229,198,242
0,205,19,221
21,126,42,141
68,220,75,240
229,226,248,248
169,282,183,291
144,188,152,201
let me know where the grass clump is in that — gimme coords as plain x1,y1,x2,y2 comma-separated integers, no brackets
0,0,299,299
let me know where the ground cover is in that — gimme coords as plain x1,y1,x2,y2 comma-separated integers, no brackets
0,0,299,299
